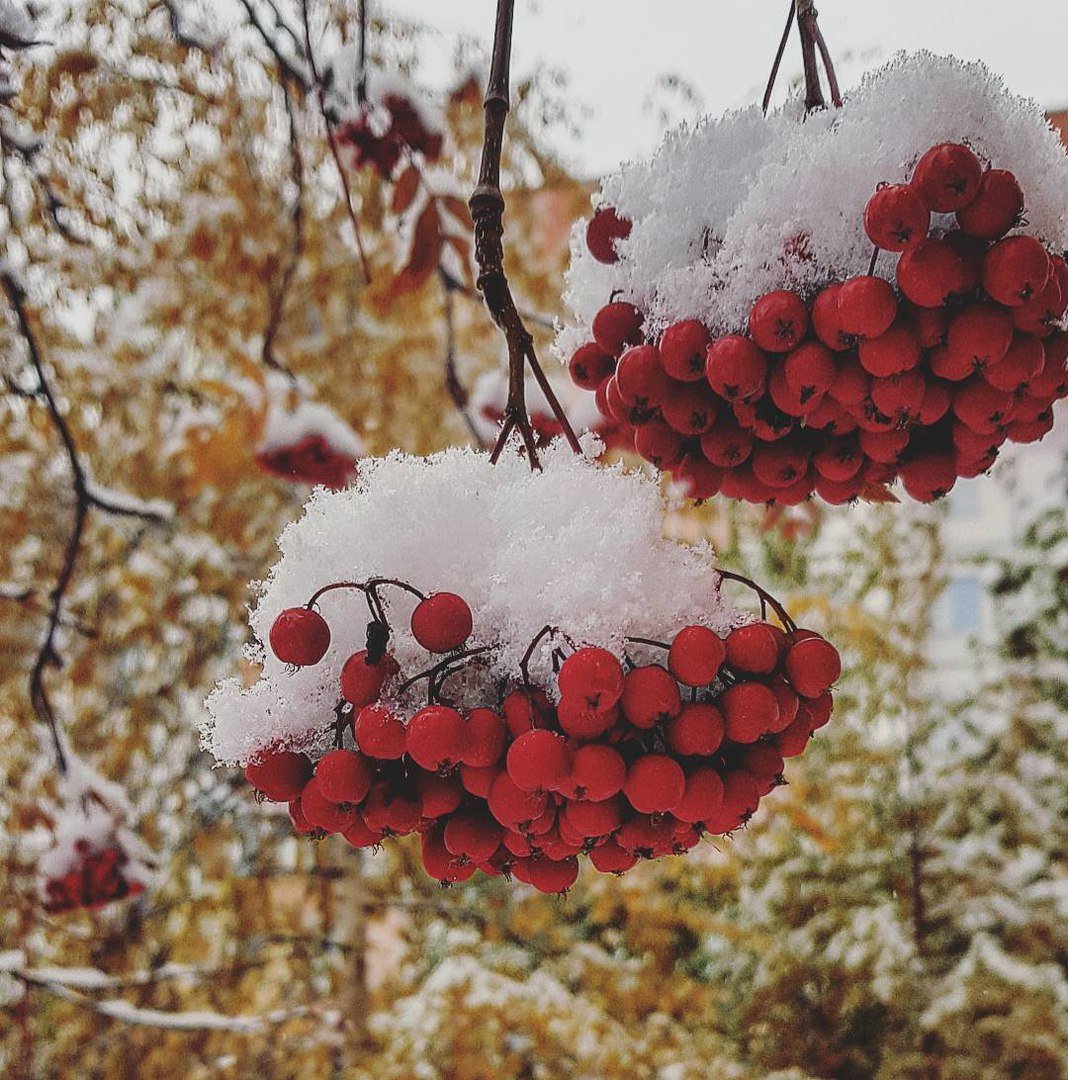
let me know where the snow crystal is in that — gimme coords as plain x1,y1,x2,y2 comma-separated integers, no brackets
204,441,739,764
259,395,365,460
560,52,1068,354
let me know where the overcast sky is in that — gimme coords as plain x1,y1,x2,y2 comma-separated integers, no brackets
386,0,1068,176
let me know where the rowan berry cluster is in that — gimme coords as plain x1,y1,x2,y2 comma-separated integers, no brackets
246,575,839,893
572,143,1067,505
256,433,359,490
337,90,444,180
41,840,145,914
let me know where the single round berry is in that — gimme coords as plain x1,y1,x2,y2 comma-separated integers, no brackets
616,813,676,856
560,743,627,801
524,855,579,894
784,634,842,697
675,455,725,501
300,777,359,833
405,705,468,771
592,302,644,357
624,754,686,814
361,783,422,836
910,142,983,212
616,344,671,407
814,436,864,482
983,236,1052,308
668,625,726,686
589,839,638,874
984,333,1045,393
897,239,968,308
586,206,632,264
340,650,397,707
858,321,922,377
784,341,837,402
634,421,684,469
703,770,760,834
1012,273,1066,336
810,283,852,351
557,696,618,740
870,370,926,423
917,381,953,426
564,795,625,838
705,334,769,401
946,303,1014,375
740,743,784,795
726,622,784,675
700,417,754,467
444,810,503,862
488,772,547,827
620,664,682,728
660,382,719,435
774,710,816,757
863,183,930,251
460,707,508,768
837,276,898,339
245,750,313,802
557,647,625,710
751,441,810,489
956,169,1023,240
720,681,781,743
460,762,499,798
506,729,572,793
411,592,473,653
269,607,330,666
342,816,384,849
413,771,464,818
353,703,406,759
421,826,476,883
315,749,373,805
664,702,725,756
748,290,809,353
673,767,725,824
953,379,1016,434
660,319,711,382
569,342,615,390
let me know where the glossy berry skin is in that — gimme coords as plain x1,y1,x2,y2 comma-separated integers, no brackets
564,796,625,838
897,239,968,308
983,236,1051,307
560,744,627,801
620,665,682,728
665,702,725,756
703,771,760,834
592,302,644,357
353,704,406,759
411,592,473,653
956,169,1023,240
524,856,579,894
461,707,508,768
700,418,753,467
487,772,547,828
784,341,837,400
837,276,898,339
245,750,313,802
506,729,572,793
315,749,373,805
340,650,397,707
569,342,615,390
748,290,809,353
785,634,842,697
705,335,768,401
668,625,727,686
616,345,672,407
413,771,464,818
624,754,686,814
811,284,852,351
726,622,784,675
863,184,929,250
269,607,330,666
720,681,781,743
910,142,983,212
558,647,625,711
660,319,712,381
406,705,468,771
858,321,922,377
557,696,618,740
946,304,1013,374
444,811,503,862
586,206,632,264
589,839,638,874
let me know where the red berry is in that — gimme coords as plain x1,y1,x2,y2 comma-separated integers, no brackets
411,592,473,653
361,781,422,835
460,762,498,797
858,320,921,377
668,625,726,686
616,344,671,407
784,634,842,696
342,816,384,849
315,749,373,805
444,810,503,861
983,236,1052,307
589,839,638,874
352,704,406,760
700,418,754,467
557,696,618,740
624,754,686,814
592,302,644,357
487,772,547,827
953,379,1015,433
983,333,1044,393
524,855,578,894
726,622,784,675
1012,273,1065,336
705,335,769,401
461,707,507,768
558,647,625,710
784,341,837,401
751,441,810,489
811,283,852,351
1006,413,1055,444
945,303,1014,376
245,750,313,802
902,302,948,348
660,382,719,435
288,797,316,835
301,777,359,833
956,169,1023,240
814,474,864,505
870,370,926,423
269,607,330,666
748,290,809,353
814,436,863,481
807,395,858,436
703,770,760,834
501,688,544,737
413,770,464,818
720,680,781,742
506,729,572,793
673,767,725,823
406,705,467,770
586,206,632,264
660,320,712,382
620,664,682,728
897,239,968,307
774,710,815,757
837,276,898,339
421,825,476,883
1030,332,1068,399
665,702,725,756
910,142,983,212
616,814,677,857
828,361,872,407
675,455,726,501
560,744,627,801
633,421,684,469
740,743,784,795
863,183,930,250
340,650,397,706
564,795,625,838
569,342,615,390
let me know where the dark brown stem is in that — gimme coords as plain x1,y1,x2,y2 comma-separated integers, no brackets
811,14,842,108
356,0,368,104
469,0,580,469
867,246,879,276
519,624,556,689
439,269,484,446
715,568,797,632
299,0,372,284
306,577,425,608
796,1,826,113
762,0,795,115
397,645,497,696
238,0,310,89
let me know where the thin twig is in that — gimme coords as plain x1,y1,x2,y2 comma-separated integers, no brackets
237,0,309,88
762,0,795,114
468,0,580,469
795,0,826,113
439,269,484,446
810,14,842,108
356,0,368,104
299,0,372,284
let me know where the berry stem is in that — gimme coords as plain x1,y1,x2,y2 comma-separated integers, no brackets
519,624,559,689
809,12,842,107
469,0,581,469
715,569,798,632
868,246,880,276
795,1,826,113
356,0,368,105
307,577,425,609
625,636,672,650
396,645,498,696
762,0,795,115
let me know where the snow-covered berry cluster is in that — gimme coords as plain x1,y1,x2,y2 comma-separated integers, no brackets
205,445,840,893
249,571,838,892
560,54,1068,504
42,840,144,913
256,393,365,490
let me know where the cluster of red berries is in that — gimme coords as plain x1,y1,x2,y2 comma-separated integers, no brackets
574,143,1068,504
42,840,144,914
337,91,444,180
257,434,359,491
247,577,839,893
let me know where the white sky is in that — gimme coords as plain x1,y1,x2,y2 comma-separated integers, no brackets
386,0,1068,175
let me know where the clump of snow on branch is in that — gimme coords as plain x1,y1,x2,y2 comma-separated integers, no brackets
204,441,738,764
259,394,365,460
559,52,1068,354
